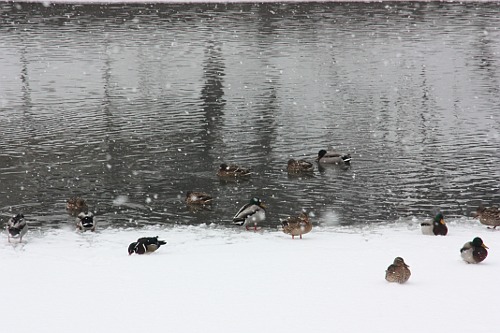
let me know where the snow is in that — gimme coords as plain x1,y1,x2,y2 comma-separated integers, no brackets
2,218,498,333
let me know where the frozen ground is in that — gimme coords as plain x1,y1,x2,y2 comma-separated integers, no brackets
2,217,499,333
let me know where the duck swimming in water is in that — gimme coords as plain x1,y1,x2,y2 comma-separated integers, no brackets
217,163,252,179
66,197,88,216
287,159,314,174
316,149,352,165
185,191,213,206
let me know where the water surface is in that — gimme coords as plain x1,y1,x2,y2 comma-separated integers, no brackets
1,2,499,229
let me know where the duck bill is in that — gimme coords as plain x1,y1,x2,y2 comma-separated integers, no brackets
482,244,489,249
440,219,446,225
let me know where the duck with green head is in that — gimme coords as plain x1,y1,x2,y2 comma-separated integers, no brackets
232,197,266,231
421,212,448,236
460,237,488,264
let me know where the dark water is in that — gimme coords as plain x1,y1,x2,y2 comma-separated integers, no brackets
1,1,499,230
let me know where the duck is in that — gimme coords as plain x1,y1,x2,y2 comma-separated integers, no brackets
421,212,448,236
282,212,312,239
232,197,266,231
6,213,27,243
460,237,488,264
473,206,500,229
185,191,213,206
66,197,88,215
217,163,252,178
76,211,95,232
128,236,167,255
316,149,352,165
287,159,314,174
385,257,411,284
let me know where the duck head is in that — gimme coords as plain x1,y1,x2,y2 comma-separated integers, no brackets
393,257,409,268
472,237,488,249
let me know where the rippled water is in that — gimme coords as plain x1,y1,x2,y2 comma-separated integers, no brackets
1,2,499,229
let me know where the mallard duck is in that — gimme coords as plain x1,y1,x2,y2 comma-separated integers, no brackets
76,212,95,232
287,159,314,174
217,163,251,178
128,236,167,255
473,206,500,229
460,237,488,264
185,191,213,205
385,257,411,284
421,212,448,236
66,197,88,215
7,213,27,243
316,149,352,165
282,212,312,239
232,197,266,231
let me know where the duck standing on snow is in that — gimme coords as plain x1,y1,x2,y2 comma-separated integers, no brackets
316,149,352,165
421,212,448,236
385,257,411,284
232,197,266,231
128,236,167,255
66,197,88,216
473,206,500,229
282,212,312,239
460,237,488,264
7,213,27,243
217,163,252,179
76,212,95,232
287,159,314,174
185,191,213,206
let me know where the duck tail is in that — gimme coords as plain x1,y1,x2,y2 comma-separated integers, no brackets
342,154,352,163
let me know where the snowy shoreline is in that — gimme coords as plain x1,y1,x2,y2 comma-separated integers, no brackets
3,218,499,333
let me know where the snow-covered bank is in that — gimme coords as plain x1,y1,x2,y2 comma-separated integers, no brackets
2,218,499,333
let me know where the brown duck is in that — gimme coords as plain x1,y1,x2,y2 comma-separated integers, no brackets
282,212,312,239
474,206,500,229
66,197,88,215
287,159,314,174
217,163,251,178
385,257,411,284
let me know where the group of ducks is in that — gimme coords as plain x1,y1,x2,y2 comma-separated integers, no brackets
385,210,498,284
189,148,353,237
4,148,500,267
4,148,349,250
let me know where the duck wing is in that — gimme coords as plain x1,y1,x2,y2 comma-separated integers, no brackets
233,203,261,222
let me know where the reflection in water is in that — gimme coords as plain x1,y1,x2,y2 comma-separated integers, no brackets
0,2,499,229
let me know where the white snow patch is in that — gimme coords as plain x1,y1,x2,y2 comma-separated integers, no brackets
1,219,499,333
